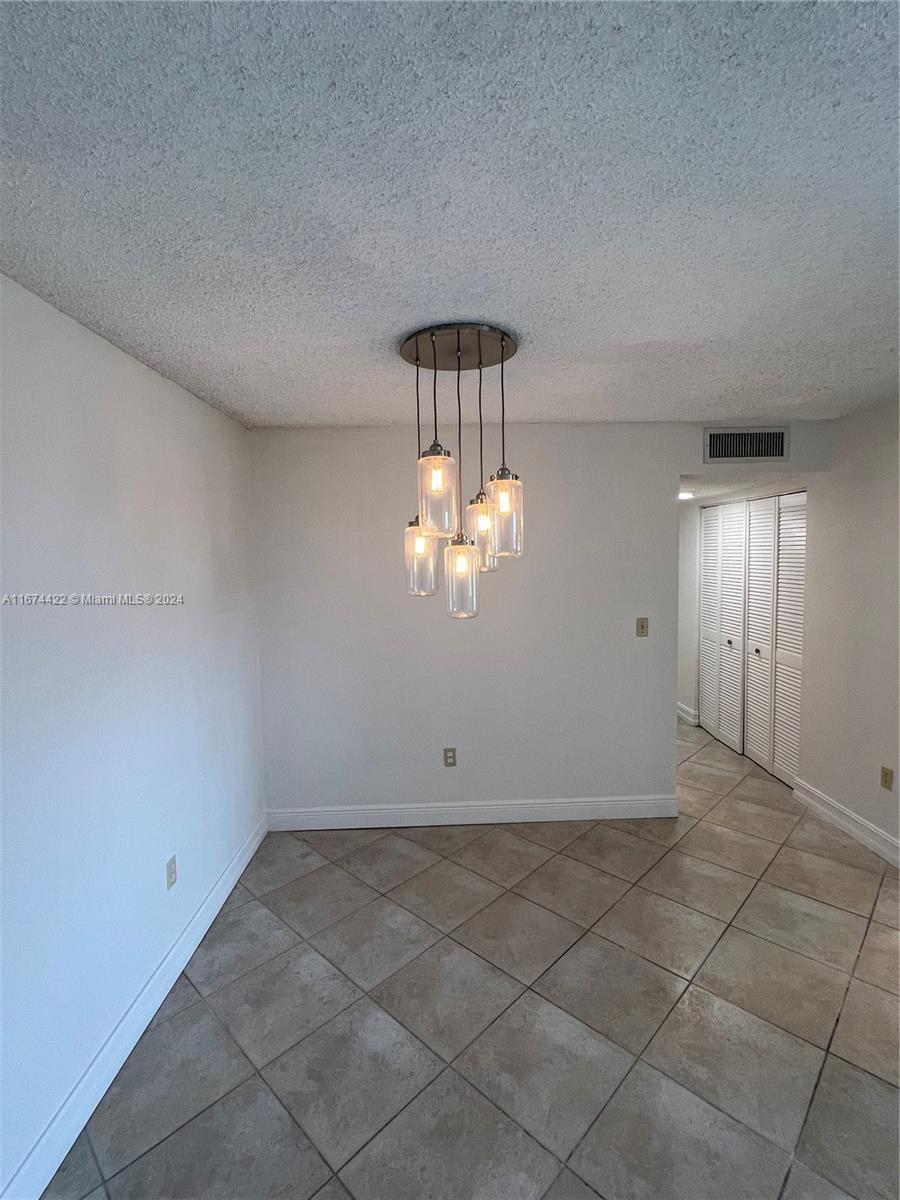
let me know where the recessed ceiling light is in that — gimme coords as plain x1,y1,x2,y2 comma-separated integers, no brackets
678,491,695,500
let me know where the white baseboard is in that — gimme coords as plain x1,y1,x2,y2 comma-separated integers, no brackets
793,779,899,868
269,795,678,831
677,703,699,725
3,815,267,1200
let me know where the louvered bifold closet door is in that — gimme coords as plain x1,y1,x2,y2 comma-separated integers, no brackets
716,502,747,752
744,498,776,770
698,506,721,735
772,492,806,785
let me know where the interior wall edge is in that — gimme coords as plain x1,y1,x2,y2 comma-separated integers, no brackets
0,817,267,1200
676,703,699,725
793,779,900,868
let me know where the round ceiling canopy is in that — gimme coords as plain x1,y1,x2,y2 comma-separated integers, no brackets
399,323,518,372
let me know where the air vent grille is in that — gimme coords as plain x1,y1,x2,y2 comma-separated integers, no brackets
704,427,789,463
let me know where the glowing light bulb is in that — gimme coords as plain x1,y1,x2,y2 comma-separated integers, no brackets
498,489,511,514
414,535,426,555
417,447,457,536
431,468,443,494
404,520,438,596
455,552,469,575
487,475,523,557
477,512,491,532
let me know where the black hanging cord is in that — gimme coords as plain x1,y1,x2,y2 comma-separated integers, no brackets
431,331,438,442
500,335,507,468
414,336,422,458
456,328,463,534
477,332,485,491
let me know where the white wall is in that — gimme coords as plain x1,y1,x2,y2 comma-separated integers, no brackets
801,401,899,842
249,422,699,823
677,503,700,721
0,278,265,1196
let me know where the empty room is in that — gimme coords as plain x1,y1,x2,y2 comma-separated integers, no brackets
1,3,898,1200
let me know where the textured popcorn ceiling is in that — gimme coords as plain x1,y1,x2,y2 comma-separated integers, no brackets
1,2,896,426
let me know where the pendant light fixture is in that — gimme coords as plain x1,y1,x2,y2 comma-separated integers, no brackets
404,341,440,596
465,341,499,572
417,331,458,537
487,335,524,557
444,329,480,617
399,323,520,619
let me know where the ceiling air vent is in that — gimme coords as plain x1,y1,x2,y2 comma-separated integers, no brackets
703,426,789,463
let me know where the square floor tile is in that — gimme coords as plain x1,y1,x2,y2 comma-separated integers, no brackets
262,998,442,1169
677,760,746,795
797,1055,900,1200
705,795,800,843
240,834,328,896
569,1061,789,1200
639,849,755,921
677,722,713,747
564,824,666,881
297,828,387,860
781,1162,855,1200
542,1170,601,1200
763,847,881,916
206,942,362,1067
312,1184,352,1200
397,824,491,856
534,932,686,1053
787,815,890,876
688,742,754,775
40,1132,102,1200
455,992,632,1158
220,882,253,914
105,1077,329,1200
148,973,199,1030
87,1003,253,1177
451,892,581,984
644,986,824,1150
695,927,848,1047
734,881,867,972
339,833,439,891
607,814,698,848
874,874,899,928
593,887,726,978
676,738,698,764
184,900,300,995
677,784,722,818
370,939,523,1060
513,854,630,926
501,820,596,850
387,859,502,932
831,977,899,1085
451,828,554,887
261,863,378,937
678,821,780,877
308,897,440,991
338,1070,559,1200
728,774,804,814
854,921,899,993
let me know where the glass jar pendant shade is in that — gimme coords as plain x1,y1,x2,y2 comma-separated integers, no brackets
487,471,524,557
444,536,479,617
417,442,458,537
465,493,499,572
404,518,439,596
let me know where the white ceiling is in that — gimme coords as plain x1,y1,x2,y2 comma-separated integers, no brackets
1,2,896,427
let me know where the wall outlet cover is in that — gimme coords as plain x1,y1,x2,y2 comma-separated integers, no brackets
636,617,649,637
443,747,457,767
880,767,894,791
166,855,177,890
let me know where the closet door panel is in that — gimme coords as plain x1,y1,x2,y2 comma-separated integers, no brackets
716,502,746,753
772,494,806,785
744,498,776,770
698,505,721,735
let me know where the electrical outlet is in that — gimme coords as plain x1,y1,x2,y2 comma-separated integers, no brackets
881,767,894,791
443,747,457,767
166,855,177,890
635,617,649,638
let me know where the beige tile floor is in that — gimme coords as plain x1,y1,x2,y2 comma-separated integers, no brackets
44,722,900,1200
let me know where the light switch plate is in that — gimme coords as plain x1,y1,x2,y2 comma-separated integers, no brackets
881,766,894,791
166,855,177,890
636,617,649,637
